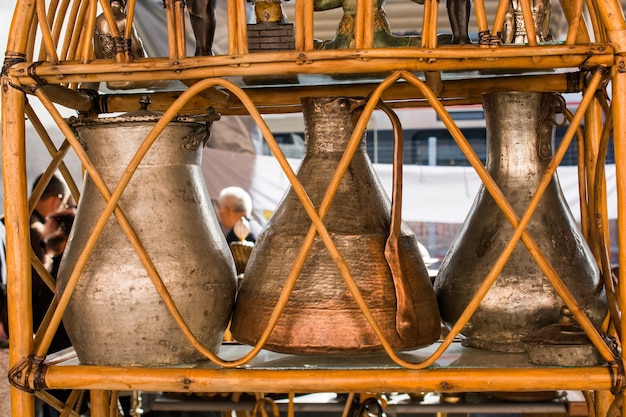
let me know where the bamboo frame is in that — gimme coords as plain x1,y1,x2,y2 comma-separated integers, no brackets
3,0,626,415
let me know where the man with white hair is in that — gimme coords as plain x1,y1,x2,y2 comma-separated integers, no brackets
216,186,262,243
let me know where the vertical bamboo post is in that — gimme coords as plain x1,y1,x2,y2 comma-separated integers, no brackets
164,0,178,59
227,0,238,55
473,0,489,40
236,0,248,55
490,0,509,42
90,390,111,417
125,0,137,61
174,0,187,59
2,65,35,417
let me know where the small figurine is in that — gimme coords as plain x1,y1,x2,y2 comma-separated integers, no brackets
251,0,287,23
503,0,552,44
94,0,146,59
187,0,217,56
314,0,420,49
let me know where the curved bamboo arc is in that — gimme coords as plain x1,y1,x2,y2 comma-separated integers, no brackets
24,104,81,200
35,0,60,64
4,0,37,56
26,10,40,60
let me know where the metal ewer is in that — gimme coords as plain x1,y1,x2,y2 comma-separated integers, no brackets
434,91,607,353
58,99,237,366
230,96,441,354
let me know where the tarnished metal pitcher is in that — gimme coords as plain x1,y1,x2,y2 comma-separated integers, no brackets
58,99,237,366
231,96,440,354
434,91,607,352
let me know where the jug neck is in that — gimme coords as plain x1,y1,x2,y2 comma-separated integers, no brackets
301,97,367,154
483,91,561,180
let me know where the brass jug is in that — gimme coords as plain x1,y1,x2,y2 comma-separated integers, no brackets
434,91,607,352
231,96,440,354
58,100,237,366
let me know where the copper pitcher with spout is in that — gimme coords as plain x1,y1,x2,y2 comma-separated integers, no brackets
58,100,237,366
434,91,607,352
230,96,440,354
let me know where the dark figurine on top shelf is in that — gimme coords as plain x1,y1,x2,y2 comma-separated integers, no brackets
446,0,471,44
187,0,217,55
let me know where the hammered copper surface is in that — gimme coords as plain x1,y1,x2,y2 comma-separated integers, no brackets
57,111,237,366
434,91,607,352
231,96,440,354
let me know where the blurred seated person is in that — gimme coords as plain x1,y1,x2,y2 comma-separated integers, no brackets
28,173,74,353
216,186,262,244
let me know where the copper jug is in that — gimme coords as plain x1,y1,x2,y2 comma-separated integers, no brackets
58,99,237,366
434,91,607,352
230,96,440,354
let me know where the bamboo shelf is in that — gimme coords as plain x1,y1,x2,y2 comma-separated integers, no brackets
3,0,626,416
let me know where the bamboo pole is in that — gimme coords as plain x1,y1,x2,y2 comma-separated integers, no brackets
36,0,60,63
81,0,98,63
6,45,614,88
174,0,186,59
611,60,626,373
164,0,177,59
584,98,604,261
41,366,614,393
2,66,36,417
227,0,237,56
66,0,90,62
60,0,82,60
91,391,111,417
125,0,137,61
38,0,63,61
560,0,589,44
490,0,509,42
